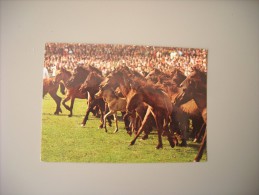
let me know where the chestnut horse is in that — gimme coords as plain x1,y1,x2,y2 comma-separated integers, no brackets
175,67,207,162
101,67,156,139
126,80,176,149
43,78,65,115
54,67,86,117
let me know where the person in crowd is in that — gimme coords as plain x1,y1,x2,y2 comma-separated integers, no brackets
43,64,49,79
44,43,208,76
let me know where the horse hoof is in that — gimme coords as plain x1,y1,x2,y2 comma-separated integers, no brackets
113,129,118,133
156,145,163,149
162,131,168,136
68,115,72,117
141,134,148,140
127,131,132,136
81,124,85,127
168,140,175,148
180,140,187,147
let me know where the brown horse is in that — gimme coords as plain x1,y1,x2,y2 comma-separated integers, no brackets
171,68,187,86
146,68,203,147
145,68,172,84
101,67,156,139
126,80,176,149
67,65,111,127
43,77,65,115
54,67,87,117
159,79,204,147
175,67,207,162
79,71,112,128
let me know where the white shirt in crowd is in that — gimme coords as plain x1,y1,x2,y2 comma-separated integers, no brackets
43,67,49,79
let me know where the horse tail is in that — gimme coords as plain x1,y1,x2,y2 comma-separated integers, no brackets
59,82,66,95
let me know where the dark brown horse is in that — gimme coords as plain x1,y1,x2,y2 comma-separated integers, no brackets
159,79,204,147
79,71,112,128
145,68,203,147
54,67,86,117
171,68,187,86
66,65,110,127
43,77,65,115
145,68,172,84
175,67,207,162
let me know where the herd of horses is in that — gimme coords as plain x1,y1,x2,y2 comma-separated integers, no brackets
43,65,207,162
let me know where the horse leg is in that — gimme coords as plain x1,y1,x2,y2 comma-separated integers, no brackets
68,97,75,117
103,110,113,132
130,106,152,146
179,119,189,147
152,112,164,149
194,123,206,143
121,111,131,135
194,129,207,162
98,100,108,129
81,100,95,127
49,92,62,115
105,104,112,127
62,96,72,116
113,112,119,133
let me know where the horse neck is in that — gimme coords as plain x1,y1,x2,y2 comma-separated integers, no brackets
139,88,158,108
117,75,131,97
103,90,117,103
62,72,72,83
193,86,207,113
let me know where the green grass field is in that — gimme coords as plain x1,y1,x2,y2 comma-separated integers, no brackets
41,91,207,163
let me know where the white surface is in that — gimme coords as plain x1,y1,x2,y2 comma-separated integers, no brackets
0,1,259,195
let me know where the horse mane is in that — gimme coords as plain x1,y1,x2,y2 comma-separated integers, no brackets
87,71,104,83
192,67,207,84
130,77,165,95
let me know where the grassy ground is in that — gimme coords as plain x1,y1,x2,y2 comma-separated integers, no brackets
41,92,207,163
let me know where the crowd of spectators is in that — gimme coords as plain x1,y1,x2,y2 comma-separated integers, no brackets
44,43,208,77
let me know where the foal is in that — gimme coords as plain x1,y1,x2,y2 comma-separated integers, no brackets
95,84,130,134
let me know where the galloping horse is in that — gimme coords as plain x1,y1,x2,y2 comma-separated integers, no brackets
54,67,86,117
79,71,112,128
101,67,156,139
43,77,65,115
66,65,109,127
126,80,176,149
175,67,207,162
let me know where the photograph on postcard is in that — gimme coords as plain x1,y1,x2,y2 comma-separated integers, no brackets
41,43,207,162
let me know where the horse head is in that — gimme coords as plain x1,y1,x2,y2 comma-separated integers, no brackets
174,67,206,106
80,72,104,94
66,66,89,88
